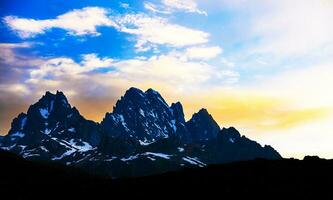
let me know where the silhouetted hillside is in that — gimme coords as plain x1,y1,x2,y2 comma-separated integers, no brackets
0,150,332,199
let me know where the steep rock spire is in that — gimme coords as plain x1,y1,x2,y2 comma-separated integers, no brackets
186,108,220,142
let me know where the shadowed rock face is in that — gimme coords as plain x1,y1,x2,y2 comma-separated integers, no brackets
0,87,282,178
102,87,180,141
186,108,220,142
1,91,102,161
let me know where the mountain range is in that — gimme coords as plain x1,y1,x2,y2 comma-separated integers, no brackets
0,87,281,177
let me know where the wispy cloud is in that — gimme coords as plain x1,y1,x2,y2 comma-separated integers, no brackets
0,42,43,67
220,58,235,68
112,53,237,86
144,2,172,14
249,0,333,56
120,3,130,9
208,0,333,57
28,53,114,81
184,46,222,60
144,0,207,15
25,51,237,91
161,0,207,15
115,14,209,51
0,83,30,96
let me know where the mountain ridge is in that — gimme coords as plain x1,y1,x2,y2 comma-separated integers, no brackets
0,87,281,178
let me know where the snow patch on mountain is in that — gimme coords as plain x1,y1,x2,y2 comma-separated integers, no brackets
143,152,171,159
40,146,49,152
20,117,27,130
39,108,50,119
52,149,76,160
121,155,139,162
170,120,177,132
139,140,154,146
50,100,54,112
68,128,76,133
11,132,25,138
68,139,93,152
42,128,51,135
139,109,145,117
182,157,206,167
178,147,184,152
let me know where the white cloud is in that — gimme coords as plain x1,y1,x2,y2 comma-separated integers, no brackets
162,0,207,15
184,46,222,60
144,0,207,16
221,58,235,68
120,3,130,9
113,55,211,84
255,59,268,65
113,53,239,87
0,42,32,48
116,14,209,51
29,53,114,81
4,7,117,38
144,2,172,14
80,54,114,70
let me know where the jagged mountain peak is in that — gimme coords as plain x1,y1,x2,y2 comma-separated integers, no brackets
195,108,210,116
170,102,185,123
26,91,73,121
171,101,182,107
221,127,241,138
218,127,242,144
104,87,181,142
189,108,217,125
42,90,68,102
2,90,101,161
8,113,27,135
31,91,71,114
145,88,161,96
121,87,164,101
186,108,220,142
114,87,169,113
6,90,90,143
123,87,145,98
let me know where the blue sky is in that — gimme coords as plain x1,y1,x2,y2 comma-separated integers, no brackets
1,0,333,158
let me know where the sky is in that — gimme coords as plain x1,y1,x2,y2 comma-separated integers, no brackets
0,0,333,159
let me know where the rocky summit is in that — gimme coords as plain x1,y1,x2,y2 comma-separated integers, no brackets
0,87,281,178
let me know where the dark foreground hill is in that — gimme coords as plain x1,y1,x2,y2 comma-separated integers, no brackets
0,150,331,199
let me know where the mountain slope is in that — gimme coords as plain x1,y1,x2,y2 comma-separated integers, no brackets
0,87,281,177
1,91,102,162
